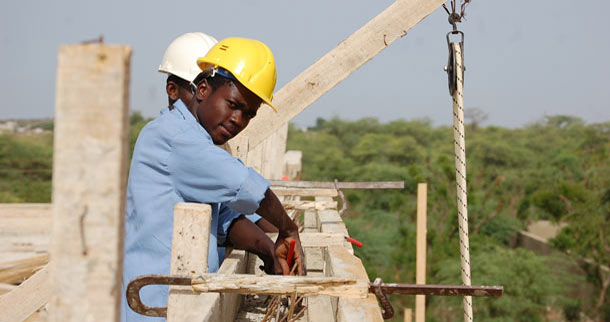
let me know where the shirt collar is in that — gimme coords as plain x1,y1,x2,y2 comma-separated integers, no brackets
173,99,197,123
172,99,213,143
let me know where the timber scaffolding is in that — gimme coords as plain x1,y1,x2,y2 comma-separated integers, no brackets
0,0,503,321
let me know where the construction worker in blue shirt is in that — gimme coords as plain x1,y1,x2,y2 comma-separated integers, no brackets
155,32,279,269
157,32,278,234
122,37,305,322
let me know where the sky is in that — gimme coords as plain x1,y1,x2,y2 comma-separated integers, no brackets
1,0,609,128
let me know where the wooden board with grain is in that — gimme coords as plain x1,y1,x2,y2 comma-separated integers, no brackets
49,43,131,322
167,203,212,322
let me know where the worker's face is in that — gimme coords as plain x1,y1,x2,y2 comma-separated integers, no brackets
166,81,195,108
193,79,262,145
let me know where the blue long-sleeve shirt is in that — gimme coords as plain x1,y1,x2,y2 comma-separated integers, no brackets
121,100,268,321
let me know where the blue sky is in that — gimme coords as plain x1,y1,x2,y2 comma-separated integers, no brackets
1,0,608,128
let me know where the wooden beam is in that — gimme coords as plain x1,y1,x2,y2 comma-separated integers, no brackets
228,0,446,152
404,308,413,322
283,200,338,211
271,181,404,189
0,266,51,322
303,210,319,232
318,209,352,252
49,43,131,322
0,283,16,296
198,250,249,322
0,254,48,284
273,187,338,197
167,203,212,322
326,245,383,322
0,203,51,235
190,274,368,298
282,150,302,180
266,232,346,248
415,183,427,322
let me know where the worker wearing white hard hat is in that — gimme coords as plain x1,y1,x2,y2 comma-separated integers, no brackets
158,32,218,108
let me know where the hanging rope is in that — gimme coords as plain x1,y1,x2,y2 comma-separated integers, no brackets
444,1,473,321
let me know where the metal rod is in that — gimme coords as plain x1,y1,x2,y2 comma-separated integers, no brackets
126,274,503,318
371,283,502,297
269,180,404,189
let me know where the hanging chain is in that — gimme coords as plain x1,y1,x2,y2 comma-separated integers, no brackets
443,0,471,31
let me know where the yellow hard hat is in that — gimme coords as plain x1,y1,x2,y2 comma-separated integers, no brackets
197,37,277,111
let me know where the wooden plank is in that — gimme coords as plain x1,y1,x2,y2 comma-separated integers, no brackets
318,209,352,253
196,250,249,322
307,295,335,322
318,209,343,226
229,0,446,151
283,200,338,211
191,274,368,298
49,43,131,322
415,183,427,322
270,181,404,190
404,308,412,322
303,246,332,321
282,150,302,180
167,203,212,322
303,210,319,232
272,187,338,197
0,266,51,322
249,123,288,180
214,250,249,322
0,203,52,235
0,254,48,284
0,283,16,296
304,247,324,273
266,232,345,248
0,235,49,259
325,245,383,322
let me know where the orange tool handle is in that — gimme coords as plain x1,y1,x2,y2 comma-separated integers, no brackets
345,236,363,248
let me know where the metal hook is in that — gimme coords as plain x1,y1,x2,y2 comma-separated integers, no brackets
126,274,193,317
372,277,395,319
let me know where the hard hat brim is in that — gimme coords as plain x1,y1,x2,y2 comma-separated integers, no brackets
197,59,277,112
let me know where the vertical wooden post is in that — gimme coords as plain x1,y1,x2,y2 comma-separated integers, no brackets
415,183,427,322
166,203,212,322
49,43,131,322
404,308,412,322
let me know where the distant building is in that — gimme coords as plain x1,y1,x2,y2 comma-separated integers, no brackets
0,121,17,133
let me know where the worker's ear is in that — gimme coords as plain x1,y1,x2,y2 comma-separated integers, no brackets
196,79,212,101
166,81,179,102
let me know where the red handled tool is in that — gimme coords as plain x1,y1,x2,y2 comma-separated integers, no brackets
345,236,363,248
286,239,296,268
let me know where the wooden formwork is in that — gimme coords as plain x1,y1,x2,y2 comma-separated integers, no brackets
186,194,383,322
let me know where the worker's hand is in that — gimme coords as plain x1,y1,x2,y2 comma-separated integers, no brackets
226,216,279,275
274,234,306,276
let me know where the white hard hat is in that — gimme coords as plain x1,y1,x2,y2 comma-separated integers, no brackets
158,32,218,82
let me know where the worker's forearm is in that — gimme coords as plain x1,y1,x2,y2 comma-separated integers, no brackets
256,189,298,237
227,217,274,257
256,218,279,233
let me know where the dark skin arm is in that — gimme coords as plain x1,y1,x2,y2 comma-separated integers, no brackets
255,188,306,276
256,218,278,233
227,216,279,275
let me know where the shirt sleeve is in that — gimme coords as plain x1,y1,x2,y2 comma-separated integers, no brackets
245,213,262,223
217,203,244,246
168,133,270,214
